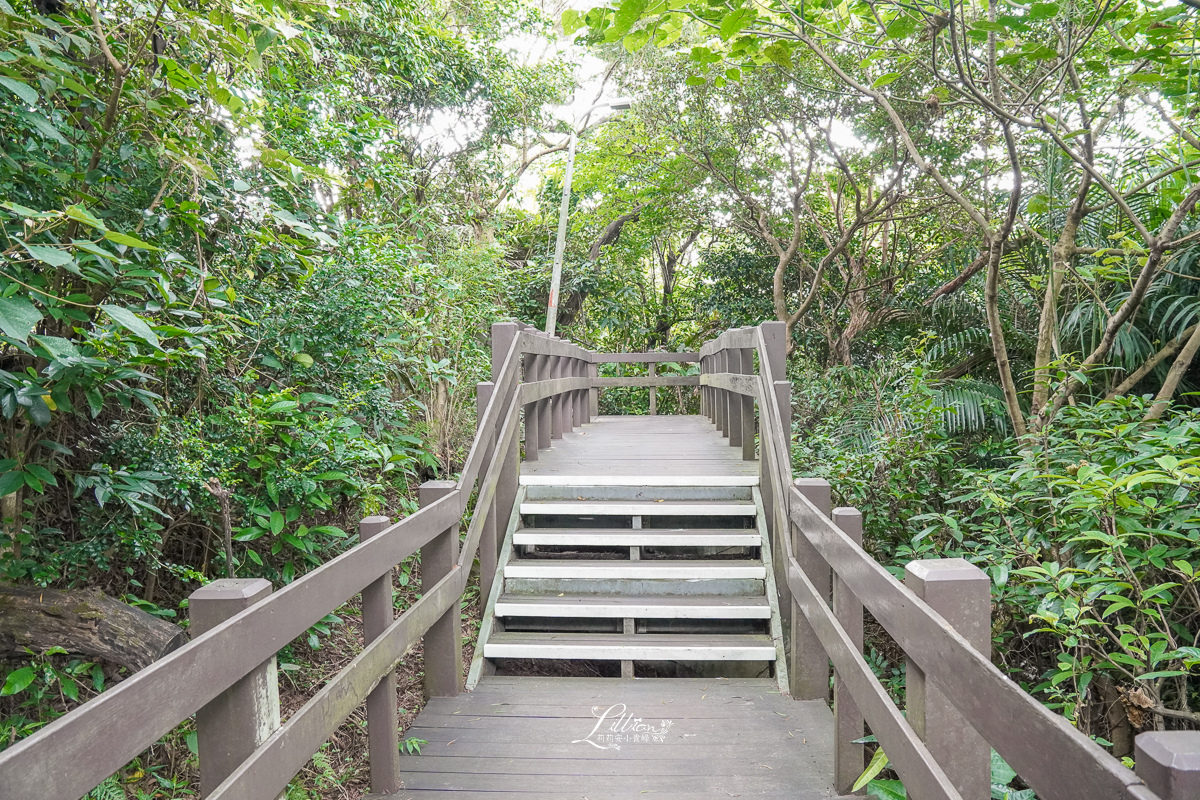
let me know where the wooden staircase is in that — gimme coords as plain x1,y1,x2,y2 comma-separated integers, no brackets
469,478,787,686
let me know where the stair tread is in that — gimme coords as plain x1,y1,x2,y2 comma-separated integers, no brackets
495,594,770,618
489,631,773,644
504,559,765,578
513,528,759,544
521,500,755,516
497,594,769,607
484,631,777,660
507,558,761,567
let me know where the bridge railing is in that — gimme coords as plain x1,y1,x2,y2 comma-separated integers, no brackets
0,322,602,800
699,321,1198,800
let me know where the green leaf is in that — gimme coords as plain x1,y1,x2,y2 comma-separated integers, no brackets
1136,670,1187,680
22,243,73,267
0,296,42,342
103,230,161,251
866,780,907,800
719,8,755,40
72,240,120,260
990,750,1017,786
20,112,69,145
32,335,80,360
854,747,890,791
0,76,37,105
0,666,36,696
0,471,23,498
65,204,106,231
99,305,161,349
270,511,285,536
293,352,314,367
562,8,584,34
872,73,901,88
610,0,648,38
24,463,57,488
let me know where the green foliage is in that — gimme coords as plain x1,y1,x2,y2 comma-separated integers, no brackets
905,397,1200,725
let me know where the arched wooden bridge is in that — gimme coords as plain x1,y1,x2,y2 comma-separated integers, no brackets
0,322,1196,799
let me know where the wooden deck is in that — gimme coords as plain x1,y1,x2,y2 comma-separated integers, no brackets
391,415,838,799
519,415,759,484
395,677,841,799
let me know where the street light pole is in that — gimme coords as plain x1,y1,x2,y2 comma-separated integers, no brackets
544,98,631,336
545,131,576,337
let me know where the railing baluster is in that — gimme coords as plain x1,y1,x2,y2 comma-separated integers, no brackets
739,342,755,461
359,516,401,795
476,382,498,601
791,477,831,701
588,360,599,418
538,351,553,449
727,346,743,450
523,349,539,462
905,559,991,799
492,323,520,546
648,361,657,415
421,480,462,698
190,579,279,798
832,508,866,795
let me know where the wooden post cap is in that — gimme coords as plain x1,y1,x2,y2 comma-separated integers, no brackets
1136,731,1200,800
904,558,990,587
189,579,272,634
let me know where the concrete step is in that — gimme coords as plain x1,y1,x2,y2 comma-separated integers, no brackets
503,559,766,580
520,500,756,517
483,632,776,661
512,528,759,547
495,594,771,620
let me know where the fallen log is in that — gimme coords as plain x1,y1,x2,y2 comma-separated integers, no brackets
0,585,187,672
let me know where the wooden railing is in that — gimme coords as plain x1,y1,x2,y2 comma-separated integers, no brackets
0,322,606,800
3,320,1195,800
700,321,1199,800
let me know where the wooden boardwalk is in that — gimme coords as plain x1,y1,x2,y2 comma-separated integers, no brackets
520,415,759,484
395,677,840,799
394,415,837,798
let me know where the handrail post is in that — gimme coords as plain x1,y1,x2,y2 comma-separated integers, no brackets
699,351,708,418
523,349,540,462
904,558,991,799
832,508,865,795
727,346,743,450
575,358,587,425
648,361,657,415
549,357,561,443
739,342,755,461
360,515,401,794
190,578,279,798
539,350,554,448
717,348,729,437
492,323,520,542
588,360,599,418
1135,732,1200,800
421,480,461,698
559,355,573,434
476,382,498,601
791,478,831,701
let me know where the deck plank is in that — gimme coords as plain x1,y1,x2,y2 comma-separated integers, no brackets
391,677,839,799
520,415,758,481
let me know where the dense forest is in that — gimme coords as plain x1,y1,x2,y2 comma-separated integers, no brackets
0,0,1198,796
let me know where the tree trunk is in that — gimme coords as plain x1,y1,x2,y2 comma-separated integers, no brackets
1144,321,1200,421
984,233,1027,436
0,585,187,672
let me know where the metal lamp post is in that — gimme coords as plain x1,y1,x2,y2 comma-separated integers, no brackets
545,98,631,336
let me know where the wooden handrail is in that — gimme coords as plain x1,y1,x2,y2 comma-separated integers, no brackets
0,327,587,800
699,321,1169,800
